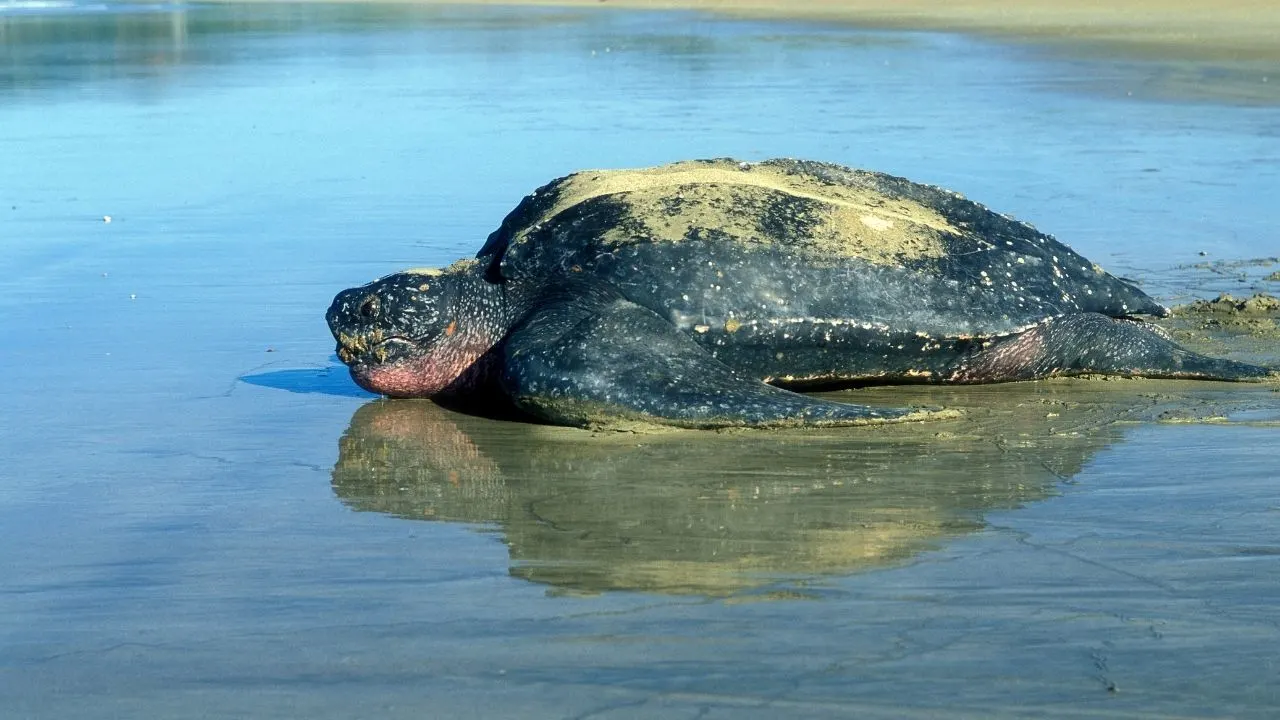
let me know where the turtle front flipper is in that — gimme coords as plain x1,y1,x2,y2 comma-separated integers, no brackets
500,291,922,429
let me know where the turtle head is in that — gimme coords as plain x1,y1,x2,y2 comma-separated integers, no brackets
327,265,509,397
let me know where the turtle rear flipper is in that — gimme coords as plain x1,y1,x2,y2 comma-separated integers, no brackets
951,313,1274,382
501,293,921,429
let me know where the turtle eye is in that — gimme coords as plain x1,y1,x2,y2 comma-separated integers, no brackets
359,295,380,319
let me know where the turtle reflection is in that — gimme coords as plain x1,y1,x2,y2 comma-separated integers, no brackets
328,381,1222,596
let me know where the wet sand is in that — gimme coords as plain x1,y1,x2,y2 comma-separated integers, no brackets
263,0,1280,60
4,4,1280,716
333,373,1280,596
1161,292,1280,371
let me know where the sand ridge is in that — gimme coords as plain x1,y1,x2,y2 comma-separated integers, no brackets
295,0,1280,61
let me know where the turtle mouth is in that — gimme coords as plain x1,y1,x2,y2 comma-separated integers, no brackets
334,334,419,367
330,323,494,398
333,334,458,397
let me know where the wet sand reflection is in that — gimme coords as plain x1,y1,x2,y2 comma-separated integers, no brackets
331,378,1276,596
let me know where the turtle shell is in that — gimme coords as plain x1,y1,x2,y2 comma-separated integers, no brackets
475,158,1164,340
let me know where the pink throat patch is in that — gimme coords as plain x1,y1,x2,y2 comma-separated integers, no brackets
349,336,492,397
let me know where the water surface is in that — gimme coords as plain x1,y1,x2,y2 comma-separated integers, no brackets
2,3,1279,717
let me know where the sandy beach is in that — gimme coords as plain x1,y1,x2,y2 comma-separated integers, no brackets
318,0,1280,60
5,3,1280,717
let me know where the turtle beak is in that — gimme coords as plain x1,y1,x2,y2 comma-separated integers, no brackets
329,286,388,364
335,334,418,367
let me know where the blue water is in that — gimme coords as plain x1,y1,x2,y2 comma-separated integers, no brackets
2,3,1279,717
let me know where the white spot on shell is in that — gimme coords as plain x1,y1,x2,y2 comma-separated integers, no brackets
859,215,894,231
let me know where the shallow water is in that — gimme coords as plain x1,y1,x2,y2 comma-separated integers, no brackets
2,3,1279,717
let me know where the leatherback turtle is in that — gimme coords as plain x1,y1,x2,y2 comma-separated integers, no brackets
327,158,1271,428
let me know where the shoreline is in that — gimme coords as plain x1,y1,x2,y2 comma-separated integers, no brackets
226,0,1280,61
